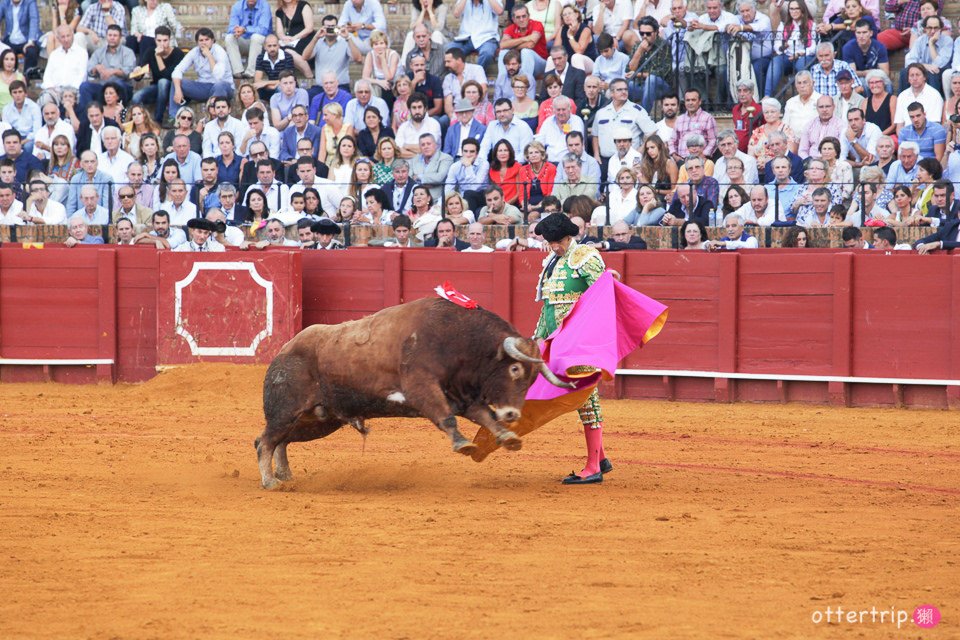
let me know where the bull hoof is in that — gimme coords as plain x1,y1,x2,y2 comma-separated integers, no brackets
453,440,478,456
275,468,293,481
496,431,523,451
261,477,282,490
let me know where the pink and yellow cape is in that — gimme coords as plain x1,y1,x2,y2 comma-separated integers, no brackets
471,271,669,461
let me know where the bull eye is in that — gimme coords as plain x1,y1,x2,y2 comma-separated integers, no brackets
509,363,523,379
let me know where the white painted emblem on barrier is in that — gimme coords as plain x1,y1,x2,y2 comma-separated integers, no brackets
174,262,274,356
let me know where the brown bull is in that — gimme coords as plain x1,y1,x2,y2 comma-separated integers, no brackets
255,297,572,489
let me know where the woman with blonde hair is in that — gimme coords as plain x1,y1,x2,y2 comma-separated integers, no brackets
317,102,354,164
510,74,538,123
462,80,494,126
392,75,413,129
362,31,401,102
123,104,162,159
443,192,474,226
48,134,80,180
518,140,556,210
591,167,638,225
373,137,401,183
328,135,358,186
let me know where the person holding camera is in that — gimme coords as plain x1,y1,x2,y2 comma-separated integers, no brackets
302,15,363,95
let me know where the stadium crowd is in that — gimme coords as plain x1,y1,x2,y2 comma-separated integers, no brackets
0,0,957,253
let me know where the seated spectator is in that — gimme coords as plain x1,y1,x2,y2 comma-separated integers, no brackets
592,33,629,90
424,218,469,249
79,24,134,109
544,46,586,103
590,220,647,251
553,3,596,73
840,226,870,248
115,217,136,244
22,179,67,224
729,81,762,154
914,207,960,253
239,107,280,159
714,129,759,188
498,3,547,80
662,182,710,227
638,134,678,201
408,132,452,201
494,49,536,102
835,71,866,118
782,71,820,139
780,225,810,247
191,157,221,214
476,184,522,225
0,180,25,223
66,149,111,214
819,137,854,200
810,43,861,101
344,79,390,131
337,0,386,56
626,184,665,226
591,0,639,53
0,0,40,79
161,106,200,155
442,192,474,226
63,214,105,245
789,158,842,221
453,0,501,69
41,29,88,108
725,0,773,95
679,218,708,250
405,51,444,123
796,186,833,227
765,155,803,217
269,71,309,132
844,106,882,168
904,157,944,223
898,101,946,160
901,15,951,94
225,0,271,80
461,79,494,126
442,48,486,121
217,182,249,225
445,137,490,213
509,74,539,128
122,105,162,160
798,94,848,159
862,69,898,138
73,183,109,225
3,81,39,155
404,22,444,79
202,97,248,159
843,19,891,79
721,185,750,219
96,125,134,185
253,34,293,101
605,127,643,184
161,133,201,183
674,154,719,211
76,0,126,55
478,98,533,161
536,95,584,162
708,213,759,250
590,166,635,226
113,182,151,227
126,0,182,65
362,30,402,103
362,188,393,225
380,213,416,247
895,64,943,132
159,178,196,225
245,158,290,212
309,72,353,127
170,28,234,117
875,134,897,175
259,217,299,245
873,225,913,250
669,88,717,165
461,222,493,252
1,129,43,184
820,0,877,51
676,133,713,179
766,1,817,96
553,153,599,201
887,140,920,186
303,16,362,96
133,209,184,248
442,99,485,161
396,92,441,158
720,156,749,200
488,139,521,205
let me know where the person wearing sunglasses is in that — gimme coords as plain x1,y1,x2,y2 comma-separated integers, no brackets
627,17,672,112
112,184,152,229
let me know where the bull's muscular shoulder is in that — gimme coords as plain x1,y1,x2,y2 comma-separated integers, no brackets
567,244,603,270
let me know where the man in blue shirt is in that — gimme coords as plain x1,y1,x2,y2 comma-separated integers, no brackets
453,0,502,69
0,0,41,77
898,101,946,160
841,19,890,80
224,0,272,79
338,0,386,55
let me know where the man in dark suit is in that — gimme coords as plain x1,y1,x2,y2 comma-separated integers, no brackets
662,183,712,228
283,138,328,185
916,180,960,253
918,180,960,226
916,217,960,253
217,183,250,226
424,218,470,249
279,105,321,163
76,102,118,156
442,99,487,160
599,221,648,250
548,46,587,104
382,159,416,213
239,140,284,194
761,131,805,184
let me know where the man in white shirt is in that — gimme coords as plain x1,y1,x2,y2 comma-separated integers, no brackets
536,95,585,162
782,71,821,140
395,93,441,158
713,129,759,186
161,179,198,226
97,126,135,184
895,63,945,131
592,0,639,52
0,182,25,224
844,106,881,168
73,184,109,226
263,218,299,246
41,26,88,101
174,217,226,252
203,96,248,157
170,28,235,116
654,93,679,146
32,101,74,161
239,107,280,158
245,159,291,212
22,179,67,225
707,212,759,250
460,222,494,252
605,127,644,181
134,210,187,249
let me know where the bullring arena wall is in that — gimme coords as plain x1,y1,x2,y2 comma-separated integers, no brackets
1,244,958,409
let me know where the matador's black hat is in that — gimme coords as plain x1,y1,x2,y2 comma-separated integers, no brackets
535,213,580,242
187,218,217,232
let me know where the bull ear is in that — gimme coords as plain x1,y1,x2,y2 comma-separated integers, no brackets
496,343,505,361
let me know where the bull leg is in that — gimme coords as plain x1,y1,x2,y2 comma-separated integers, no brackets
463,404,522,451
403,381,475,455
256,430,283,490
273,444,292,481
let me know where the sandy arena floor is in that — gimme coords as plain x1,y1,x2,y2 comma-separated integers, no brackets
1,364,956,639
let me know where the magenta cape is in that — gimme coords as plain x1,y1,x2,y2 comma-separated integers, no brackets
471,271,668,461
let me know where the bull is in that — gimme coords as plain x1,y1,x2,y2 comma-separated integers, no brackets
255,297,572,489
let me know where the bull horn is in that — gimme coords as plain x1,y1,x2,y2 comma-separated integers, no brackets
502,337,543,364
538,362,577,389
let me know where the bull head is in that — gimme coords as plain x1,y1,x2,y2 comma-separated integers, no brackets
502,337,576,389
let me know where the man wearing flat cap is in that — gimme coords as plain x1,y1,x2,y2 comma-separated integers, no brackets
533,212,611,486
174,218,226,252
311,218,345,250
442,98,486,161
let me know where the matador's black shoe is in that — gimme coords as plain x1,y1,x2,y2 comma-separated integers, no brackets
600,458,613,474
561,471,603,485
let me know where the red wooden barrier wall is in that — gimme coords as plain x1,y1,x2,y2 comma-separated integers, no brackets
1,245,957,408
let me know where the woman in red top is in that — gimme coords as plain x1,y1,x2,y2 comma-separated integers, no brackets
518,140,556,214
489,140,523,205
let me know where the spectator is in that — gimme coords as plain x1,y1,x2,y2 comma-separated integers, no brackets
796,186,832,227
873,225,913,250
780,225,810,247
96,125,134,184
445,137,489,212
382,158,415,213
245,158,290,211
721,184,750,218
819,136,854,200
406,54,444,123
41,25,88,103
191,157,221,213
591,166,636,225
161,133,201,184
834,70,866,118
442,98,485,161
63,214,105,245
766,0,816,96
605,126,643,182
372,136,399,182
637,134,678,200
113,182,151,227
79,24,135,109
675,153,719,207
663,182,710,227
842,18,891,79
363,187,393,225
302,16,363,93
878,0,933,53
442,47,486,121
161,106,201,154
66,149,111,214
76,0,126,55
280,105,321,166
0,0,39,78
405,22,444,78
382,213,416,247
679,218,708,249
782,70,820,138
461,222,493,252
729,80,762,154
915,194,960,252
626,184,665,226
123,105,162,161
127,0,182,66
261,217,299,245
173,217,224,251
48,134,80,182
553,152,599,202
0,128,42,183
170,28,234,116
478,99,533,162
494,49,536,102
344,79,390,131
536,95,584,163
338,0,386,55
269,71,309,132
396,92,441,158
408,132,452,201
134,209,185,248
765,154,803,217
887,140,920,185
592,33,629,90
73,183,109,225
847,175,888,224
477,184,523,224
591,77,656,178
157,178,195,225
901,15,951,94
670,88,717,164
899,100,946,161
462,79,495,126
424,218,469,249
217,182,248,225
820,0,877,50
591,0,638,52
707,213,759,250
316,102,354,165
789,158,843,222
202,97,248,159
361,30,401,103
553,3,596,73
726,0,773,95
115,217,136,244
254,34,294,100
120,161,154,209
308,74,352,128
654,93,679,147
545,46,586,104
0,180,24,223
225,0,271,80
239,107,280,159
22,179,66,224
895,63,943,131
575,75,607,143
498,3,548,80
798,94,848,159
714,129,759,188
453,0,502,69
487,139,522,205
